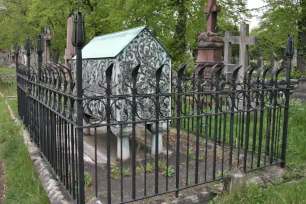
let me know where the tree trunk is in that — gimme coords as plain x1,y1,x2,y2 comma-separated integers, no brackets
172,0,187,61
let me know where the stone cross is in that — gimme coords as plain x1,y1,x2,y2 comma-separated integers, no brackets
64,17,76,69
44,26,52,63
223,24,257,82
204,0,221,33
223,31,236,80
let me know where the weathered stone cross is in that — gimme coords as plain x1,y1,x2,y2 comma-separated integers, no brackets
204,0,221,33
223,24,257,81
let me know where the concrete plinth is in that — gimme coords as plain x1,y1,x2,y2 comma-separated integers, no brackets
116,137,130,160
83,124,168,165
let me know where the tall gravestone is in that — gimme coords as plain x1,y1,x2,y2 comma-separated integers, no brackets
30,49,37,65
196,0,224,80
64,17,76,69
44,26,52,63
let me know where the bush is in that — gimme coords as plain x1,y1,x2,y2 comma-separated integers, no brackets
291,67,306,79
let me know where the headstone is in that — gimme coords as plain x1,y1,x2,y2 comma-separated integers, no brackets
196,0,224,81
223,31,236,81
31,49,37,65
21,48,26,65
222,24,257,82
64,17,76,69
52,49,59,63
293,48,298,63
44,26,52,63
270,53,278,74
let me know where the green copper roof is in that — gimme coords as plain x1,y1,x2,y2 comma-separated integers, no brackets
74,25,171,60
77,26,146,59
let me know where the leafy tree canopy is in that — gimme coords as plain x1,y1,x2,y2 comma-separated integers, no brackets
0,0,250,64
250,0,306,72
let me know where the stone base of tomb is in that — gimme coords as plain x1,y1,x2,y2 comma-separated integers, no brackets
83,122,168,164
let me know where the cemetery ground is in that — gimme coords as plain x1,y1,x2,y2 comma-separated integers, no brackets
0,98,49,204
0,67,306,203
0,67,48,204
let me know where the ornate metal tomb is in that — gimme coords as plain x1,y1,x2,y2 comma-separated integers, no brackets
74,26,172,160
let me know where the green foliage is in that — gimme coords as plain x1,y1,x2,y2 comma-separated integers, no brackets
0,0,250,64
282,171,303,182
187,147,194,158
136,166,142,174
122,168,130,177
291,67,306,79
250,0,306,73
162,166,175,177
110,165,130,179
110,165,121,179
158,158,167,171
84,171,93,192
186,148,204,162
145,163,154,173
0,67,16,76
214,99,306,203
213,179,306,204
286,99,306,169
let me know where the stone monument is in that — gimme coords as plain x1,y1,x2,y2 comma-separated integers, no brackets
64,17,76,69
196,0,224,80
44,26,52,63
223,24,257,82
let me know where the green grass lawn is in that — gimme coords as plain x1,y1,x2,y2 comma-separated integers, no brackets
213,99,306,203
0,66,17,97
0,67,16,76
215,178,306,204
0,81,17,97
0,98,49,204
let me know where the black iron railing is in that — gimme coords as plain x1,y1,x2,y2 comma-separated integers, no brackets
15,15,294,204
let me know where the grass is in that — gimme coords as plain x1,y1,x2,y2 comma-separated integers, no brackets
172,95,286,169
0,66,17,97
0,97,49,204
0,81,17,97
212,99,306,203
213,178,306,204
0,67,16,76
6,99,18,117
